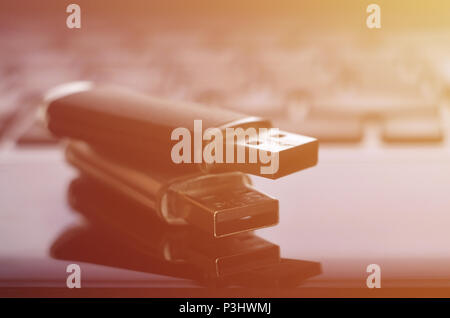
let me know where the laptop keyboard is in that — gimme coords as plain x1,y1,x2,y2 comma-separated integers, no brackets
1,27,450,149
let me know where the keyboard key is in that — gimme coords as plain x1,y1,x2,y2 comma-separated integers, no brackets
0,113,17,140
193,89,226,106
89,67,164,94
16,120,58,146
382,114,443,143
313,90,438,118
19,68,83,94
274,115,363,143
224,88,285,117
258,47,340,93
0,89,23,139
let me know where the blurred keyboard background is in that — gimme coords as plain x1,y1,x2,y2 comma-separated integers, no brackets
2,0,450,152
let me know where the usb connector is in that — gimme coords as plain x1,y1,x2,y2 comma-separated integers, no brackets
235,129,318,179
168,173,279,237
66,141,278,238
201,126,318,179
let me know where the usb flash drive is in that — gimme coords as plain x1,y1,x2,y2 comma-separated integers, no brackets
43,82,318,179
65,141,279,238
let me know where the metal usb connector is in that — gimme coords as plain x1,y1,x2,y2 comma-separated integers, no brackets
167,173,279,238
66,141,279,238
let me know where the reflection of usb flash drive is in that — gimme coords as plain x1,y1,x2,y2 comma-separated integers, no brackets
66,141,279,238
66,176,280,280
51,223,321,288
43,82,318,179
